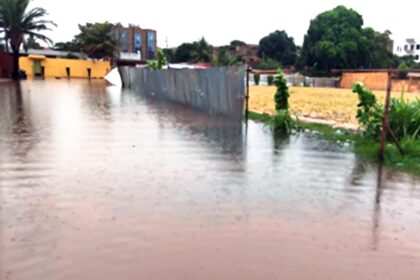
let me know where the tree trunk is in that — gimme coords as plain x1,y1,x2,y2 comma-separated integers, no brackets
12,51,20,80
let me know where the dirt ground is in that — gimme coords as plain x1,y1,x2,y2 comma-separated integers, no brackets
249,86,420,127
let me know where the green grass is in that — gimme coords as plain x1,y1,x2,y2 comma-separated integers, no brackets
248,111,420,176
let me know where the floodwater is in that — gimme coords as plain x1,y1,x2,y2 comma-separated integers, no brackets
1,80,420,280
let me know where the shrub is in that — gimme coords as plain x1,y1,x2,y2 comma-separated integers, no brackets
273,109,294,134
389,98,420,140
274,69,289,111
397,61,409,79
353,83,420,140
352,83,383,139
256,58,282,70
147,49,168,70
253,73,260,85
267,75,274,85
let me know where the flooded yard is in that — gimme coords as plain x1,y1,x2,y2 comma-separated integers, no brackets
1,80,420,280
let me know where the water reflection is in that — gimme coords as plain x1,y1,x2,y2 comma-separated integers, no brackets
1,80,420,280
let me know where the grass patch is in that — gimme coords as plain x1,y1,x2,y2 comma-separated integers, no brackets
248,110,420,176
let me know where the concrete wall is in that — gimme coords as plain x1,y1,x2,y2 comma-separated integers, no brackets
0,52,13,78
19,57,111,79
340,72,420,93
340,72,389,91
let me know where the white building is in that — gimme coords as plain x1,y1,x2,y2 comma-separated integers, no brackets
394,38,420,62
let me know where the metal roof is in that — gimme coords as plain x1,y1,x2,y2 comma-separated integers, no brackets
21,49,83,58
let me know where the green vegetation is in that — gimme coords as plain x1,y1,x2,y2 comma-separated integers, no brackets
248,82,420,175
172,37,213,63
256,58,282,70
352,83,383,139
253,73,260,85
299,6,399,74
272,69,297,134
274,70,289,111
74,22,116,59
258,30,297,67
397,62,409,79
248,111,420,176
0,0,55,79
147,49,168,70
267,75,274,86
54,22,116,59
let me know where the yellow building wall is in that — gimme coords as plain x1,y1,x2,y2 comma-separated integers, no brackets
19,57,111,79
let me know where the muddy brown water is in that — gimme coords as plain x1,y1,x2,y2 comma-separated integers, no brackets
1,80,420,280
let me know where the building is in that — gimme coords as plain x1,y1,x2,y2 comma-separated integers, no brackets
394,38,420,62
112,24,157,64
213,43,261,68
19,49,110,79
0,48,13,78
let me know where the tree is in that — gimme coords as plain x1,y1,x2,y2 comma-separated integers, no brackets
369,30,395,69
190,37,212,63
162,48,175,63
53,41,80,52
172,38,213,63
258,30,297,67
73,22,116,59
300,6,375,73
147,49,167,70
173,42,195,63
0,0,55,80
214,45,241,66
23,34,42,51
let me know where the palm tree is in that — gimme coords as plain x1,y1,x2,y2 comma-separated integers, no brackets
0,0,55,80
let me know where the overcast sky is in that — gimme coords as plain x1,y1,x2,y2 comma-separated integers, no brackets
32,0,417,48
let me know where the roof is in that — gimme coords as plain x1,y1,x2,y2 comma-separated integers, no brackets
27,54,46,60
21,49,83,58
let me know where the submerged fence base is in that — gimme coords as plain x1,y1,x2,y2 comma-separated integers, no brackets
119,66,246,122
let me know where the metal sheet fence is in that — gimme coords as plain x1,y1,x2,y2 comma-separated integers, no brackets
119,66,246,121
251,73,340,88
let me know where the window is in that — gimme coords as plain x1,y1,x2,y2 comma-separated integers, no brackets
411,44,415,51
417,44,420,50
415,55,420,60
134,33,142,53
121,31,128,53
404,45,408,51
147,31,156,59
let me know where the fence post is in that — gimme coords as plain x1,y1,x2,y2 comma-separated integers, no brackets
378,70,393,162
245,66,251,122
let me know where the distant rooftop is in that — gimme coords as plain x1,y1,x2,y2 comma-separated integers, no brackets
20,49,83,59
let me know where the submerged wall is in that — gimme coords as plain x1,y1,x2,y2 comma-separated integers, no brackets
19,57,111,79
119,66,246,121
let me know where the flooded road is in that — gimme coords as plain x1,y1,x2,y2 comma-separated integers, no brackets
1,80,420,280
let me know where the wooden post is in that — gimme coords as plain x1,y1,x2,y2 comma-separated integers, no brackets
378,71,393,162
245,66,250,122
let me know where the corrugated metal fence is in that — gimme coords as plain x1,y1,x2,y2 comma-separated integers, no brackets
119,66,246,121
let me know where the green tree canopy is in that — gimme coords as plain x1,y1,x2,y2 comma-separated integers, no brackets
73,22,116,59
173,37,213,63
258,30,297,67
300,6,376,72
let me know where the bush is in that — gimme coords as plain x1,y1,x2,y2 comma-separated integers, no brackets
397,62,409,79
352,83,383,139
267,75,274,85
389,98,420,140
353,83,420,140
273,109,294,134
272,69,294,134
256,58,282,70
274,69,289,111
253,73,260,85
